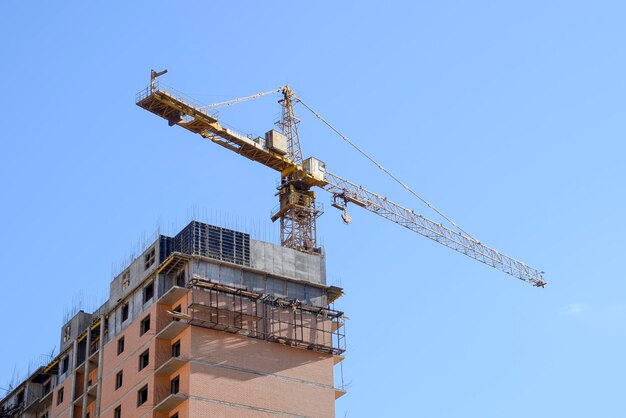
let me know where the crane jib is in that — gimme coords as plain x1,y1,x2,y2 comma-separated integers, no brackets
322,171,546,287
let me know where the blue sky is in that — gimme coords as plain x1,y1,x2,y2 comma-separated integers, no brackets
1,1,625,417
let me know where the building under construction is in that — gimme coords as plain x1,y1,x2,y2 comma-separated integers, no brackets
0,68,546,418
0,221,346,418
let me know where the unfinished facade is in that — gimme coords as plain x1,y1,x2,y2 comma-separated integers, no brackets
0,221,346,418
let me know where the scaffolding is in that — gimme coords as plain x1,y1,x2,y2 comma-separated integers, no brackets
174,277,346,355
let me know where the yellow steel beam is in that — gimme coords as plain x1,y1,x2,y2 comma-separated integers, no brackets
90,318,101,331
156,256,175,274
43,358,59,374
137,88,297,174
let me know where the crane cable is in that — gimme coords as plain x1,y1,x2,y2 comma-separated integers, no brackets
294,94,480,243
200,88,283,109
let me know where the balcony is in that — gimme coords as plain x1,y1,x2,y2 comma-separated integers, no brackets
75,360,86,375
39,387,53,406
156,318,189,340
158,285,188,306
88,347,100,364
156,356,188,376
23,391,40,413
72,383,96,406
153,393,187,412
86,382,98,399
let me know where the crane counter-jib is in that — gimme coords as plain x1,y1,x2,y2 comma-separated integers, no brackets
136,85,297,173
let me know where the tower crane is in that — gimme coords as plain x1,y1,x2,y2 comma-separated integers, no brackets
136,70,546,288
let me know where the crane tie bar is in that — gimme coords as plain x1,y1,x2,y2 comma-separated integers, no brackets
294,94,479,243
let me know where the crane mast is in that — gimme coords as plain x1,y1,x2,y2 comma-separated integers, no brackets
273,86,321,252
136,70,546,287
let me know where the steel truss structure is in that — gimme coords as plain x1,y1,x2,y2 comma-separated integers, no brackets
323,172,546,287
175,277,346,355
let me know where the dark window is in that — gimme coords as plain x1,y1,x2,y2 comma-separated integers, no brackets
172,340,181,358
42,381,51,396
140,315,150,336
170,414,178,418
122,271,130,290
170,375,180,394
115,370,123,389
175,271,185,287
121,302,129,322
143,282,154,304
144,248,155,270
40,412,49,418
61,356,69,374
56,387,64,405
85,413,90,418
117,337,125,355
173,304,182,322
114,405,121,418
139,349,149,370
17,391,24,405
137,385,148,406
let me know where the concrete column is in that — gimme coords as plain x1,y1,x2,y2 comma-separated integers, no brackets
95,317,105,418
68,340,78,418
81,328,91,418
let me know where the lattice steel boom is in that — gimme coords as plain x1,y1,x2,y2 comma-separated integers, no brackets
136,70,546,287
323,172,546,287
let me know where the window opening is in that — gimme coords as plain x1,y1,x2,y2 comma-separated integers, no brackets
175,271,185,287
170,375,180,394
139,349,149,370
122,271,130,290
144,248,155,270
140,315,150,336
137,385,148,406
172,304,181,322
61,356,69,374
63,326,71,343
143,282,154,304
121,302,129,322
172,340,181,358
115,370,123,389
